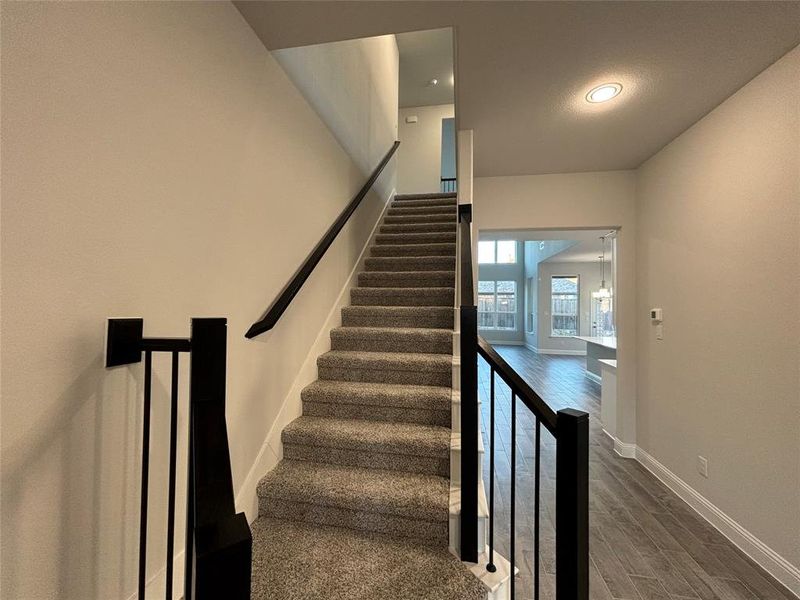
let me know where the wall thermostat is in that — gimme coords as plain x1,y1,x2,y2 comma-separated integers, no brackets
405,115,418,123
650,308,663,322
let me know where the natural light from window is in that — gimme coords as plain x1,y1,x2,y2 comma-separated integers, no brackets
478,240,517,264
478,280,517,330
551,275,579,336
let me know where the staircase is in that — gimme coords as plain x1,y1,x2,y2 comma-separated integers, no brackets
249,192,488,599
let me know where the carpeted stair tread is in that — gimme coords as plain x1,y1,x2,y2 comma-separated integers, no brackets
390,196,457,208
394,192,457,201
358,270,455,288
387,205,457,216
380,222,456,234
341,305,453,328
350,286,453,307
301,380,451,412
250,517,487,600
258,460,448,522
365,255,456,272
375,232,456,245
282,416,450,459
370,243,456,257
318,350,452,373
383,213,455,225
331,326,452,353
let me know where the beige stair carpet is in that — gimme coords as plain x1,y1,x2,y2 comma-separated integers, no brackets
251,192,486,600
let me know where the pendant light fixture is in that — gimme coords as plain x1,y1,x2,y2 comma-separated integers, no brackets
593,235,611,299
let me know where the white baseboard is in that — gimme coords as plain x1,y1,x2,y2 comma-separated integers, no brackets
234,189,395,523
536,348,587,356
584,370,602,385
634,446,800,597
603,429,636,458
597,440,797,597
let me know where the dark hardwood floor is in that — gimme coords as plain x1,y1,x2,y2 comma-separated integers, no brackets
478,345,796,600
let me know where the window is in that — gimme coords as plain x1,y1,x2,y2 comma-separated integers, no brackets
478,240,517,264
478,280,517,330
551,275,579,336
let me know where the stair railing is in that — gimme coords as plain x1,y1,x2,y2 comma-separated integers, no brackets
106,317,251,600
246,141,400,339
457,207,589,600
441,177,457,193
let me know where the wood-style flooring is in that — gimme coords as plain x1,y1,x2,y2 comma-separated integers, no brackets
478,346,796,600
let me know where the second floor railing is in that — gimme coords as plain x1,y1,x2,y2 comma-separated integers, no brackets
441,177,457,193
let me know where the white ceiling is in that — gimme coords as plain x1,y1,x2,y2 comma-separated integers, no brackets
396,29,454,108
235,1,800,176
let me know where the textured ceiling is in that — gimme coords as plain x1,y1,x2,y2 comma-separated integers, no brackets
235,1,800,176
396,28,454,108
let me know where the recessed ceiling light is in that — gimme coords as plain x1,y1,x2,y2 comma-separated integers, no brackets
428,78,438,87
586,83,622,103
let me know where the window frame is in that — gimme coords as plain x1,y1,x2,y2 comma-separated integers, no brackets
550,274,580,337
478,279,518,331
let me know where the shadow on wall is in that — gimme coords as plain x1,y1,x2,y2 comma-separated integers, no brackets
1,349,179,599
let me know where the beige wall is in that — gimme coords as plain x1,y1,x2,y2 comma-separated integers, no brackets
0,2,394,599
473,171,637,444
398,104,455,194
271,33,399,199
636,46,800,569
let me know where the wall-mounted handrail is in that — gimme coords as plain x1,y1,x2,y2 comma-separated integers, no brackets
245,141,400,339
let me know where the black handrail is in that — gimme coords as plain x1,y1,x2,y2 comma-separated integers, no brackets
246,141,400,338
477,335,558,434
477,333,589,600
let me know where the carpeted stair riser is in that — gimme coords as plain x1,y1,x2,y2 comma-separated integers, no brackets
350,287,453,307
375,232,456,245
259,499,448,545
383,213,455,225
370,243,456,257
379,222,456,234
358,270,455,288
364,256,456,272
301,380,451,416
394,192,457,201
281,416,449,476
303,400,450,427
389,197,456,208
331,327,452,353
341,306,453,328
318,351,452,387
387,205,457,217
257,460,449,544
285,442,449,477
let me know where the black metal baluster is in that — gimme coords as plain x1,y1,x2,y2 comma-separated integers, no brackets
487,368,496,572
139,351,153,599
184,402,194,600
534,418,541,600
511,391,516,600
165,352,179,600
